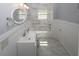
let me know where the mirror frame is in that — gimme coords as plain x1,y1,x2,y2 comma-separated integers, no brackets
11,8,27,24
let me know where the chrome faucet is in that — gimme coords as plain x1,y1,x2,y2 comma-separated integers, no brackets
23,24,30,37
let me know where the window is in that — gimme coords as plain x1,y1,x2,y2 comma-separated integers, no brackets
37,9,48,20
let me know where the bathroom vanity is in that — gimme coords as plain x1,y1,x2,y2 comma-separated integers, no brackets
16,31,37,56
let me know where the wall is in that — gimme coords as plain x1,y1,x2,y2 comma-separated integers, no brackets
78,28,79,56
0,3,31,55
53,19,78,56
0,3,19,35
53,3,79,24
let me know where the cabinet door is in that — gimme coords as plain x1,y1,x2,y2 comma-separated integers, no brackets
17,43,36,56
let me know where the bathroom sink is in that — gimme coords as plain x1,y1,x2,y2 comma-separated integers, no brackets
17,31,36,43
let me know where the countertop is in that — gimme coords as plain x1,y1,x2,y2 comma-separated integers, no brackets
17,31,36,43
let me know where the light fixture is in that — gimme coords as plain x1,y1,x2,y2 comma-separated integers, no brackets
19,3,24,7
24,4,29,9
18,3,29,10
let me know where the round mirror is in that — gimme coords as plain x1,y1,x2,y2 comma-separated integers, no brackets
12,8,27,24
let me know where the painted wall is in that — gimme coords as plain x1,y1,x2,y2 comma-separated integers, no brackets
78,28,79,56
53,3,79,24
0,3,19,35
0,3,31,56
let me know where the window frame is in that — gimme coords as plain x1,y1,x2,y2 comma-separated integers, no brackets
37,9,48,20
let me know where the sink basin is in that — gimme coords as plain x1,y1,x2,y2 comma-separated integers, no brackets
17,31,36,43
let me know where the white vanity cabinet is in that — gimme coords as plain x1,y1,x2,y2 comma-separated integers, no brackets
16,31,37,56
